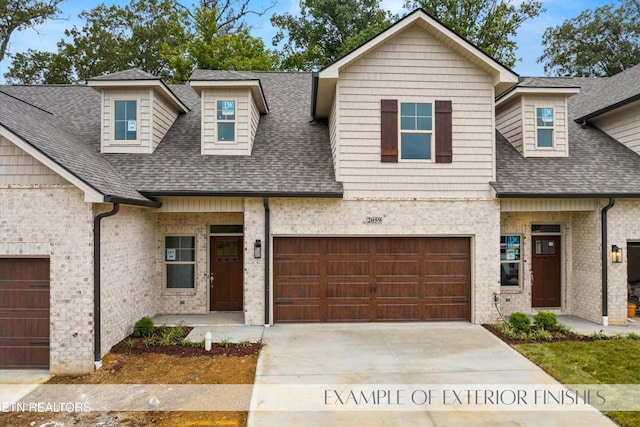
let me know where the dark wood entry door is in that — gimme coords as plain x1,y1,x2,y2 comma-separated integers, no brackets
210,236,243,311
531,235,562,307
0,258,50,369
273,237,471,323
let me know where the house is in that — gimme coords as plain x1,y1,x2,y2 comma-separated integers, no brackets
1,9,640,374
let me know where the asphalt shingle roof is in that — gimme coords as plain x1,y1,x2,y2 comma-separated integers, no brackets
0,71,342,199
493,74,640,196
0,89,151,203
89,68,159,81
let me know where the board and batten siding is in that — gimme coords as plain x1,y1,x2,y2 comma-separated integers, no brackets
333,25,496,199
592,104,640,156
496,98,524,154
521,95,569,158
0,136,68,185
101,88,153,154
201,88,253,156
151,92,180,152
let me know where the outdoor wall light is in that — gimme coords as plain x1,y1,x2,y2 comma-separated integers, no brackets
611,245,622,263
254,240,262,258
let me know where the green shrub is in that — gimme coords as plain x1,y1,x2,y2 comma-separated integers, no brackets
531,328,553,341
508,312,531,333
133,316,154,337
533,311,558,331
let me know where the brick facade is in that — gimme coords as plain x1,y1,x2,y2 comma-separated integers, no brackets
0,186,94,374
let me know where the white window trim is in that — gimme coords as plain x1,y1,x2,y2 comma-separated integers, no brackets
535,106,555,149
163,235,196,292
216,98,237,144
500,234,523,292
112,97,141,145
398,101,435,162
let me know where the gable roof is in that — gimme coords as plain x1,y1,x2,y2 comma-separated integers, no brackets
0,89,158,206
87,68,189,114
313,8,519,118
188,69,269,114
493,76,640,197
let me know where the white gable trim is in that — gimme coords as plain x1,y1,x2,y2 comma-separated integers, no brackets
0,126,104,203
87,79,189,114
189,80,269,114
496,87,581,108
320,9,518,86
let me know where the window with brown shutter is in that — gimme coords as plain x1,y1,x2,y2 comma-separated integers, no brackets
380,99,398,162
435,100,452,163
381,99,452,163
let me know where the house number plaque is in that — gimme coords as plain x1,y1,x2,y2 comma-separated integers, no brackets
366,216,383,224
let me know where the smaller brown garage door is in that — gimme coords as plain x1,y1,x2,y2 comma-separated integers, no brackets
274,237,470,323
0,258,50,369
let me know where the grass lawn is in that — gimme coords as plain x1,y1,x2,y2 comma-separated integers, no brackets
516,340,640,427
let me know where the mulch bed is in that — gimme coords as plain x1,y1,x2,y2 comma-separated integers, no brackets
110,326,263,357
482,323,602,345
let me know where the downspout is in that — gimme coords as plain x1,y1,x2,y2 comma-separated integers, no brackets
93,203,120,368
263,197,271,326
601,198,615,326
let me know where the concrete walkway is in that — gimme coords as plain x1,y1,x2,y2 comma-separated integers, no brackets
248,323,616,426
558,314,640,336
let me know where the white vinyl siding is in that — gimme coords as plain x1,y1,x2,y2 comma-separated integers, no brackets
496,98,524,154
151,92,180,152
249,95,260,151
332,25,496,199
0,136,69,185
201,88,252,156
522,95,568,157
101,88,152,154
592,102,640,156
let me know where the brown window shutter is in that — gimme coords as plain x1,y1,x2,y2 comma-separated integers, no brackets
435,100,452,163
380,99,398,163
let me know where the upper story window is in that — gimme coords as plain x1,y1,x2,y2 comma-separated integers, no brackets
536,107,554,148
400,102,433,160
114,100,138,141
217,100,236,142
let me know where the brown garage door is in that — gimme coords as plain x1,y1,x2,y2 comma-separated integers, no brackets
0,258,50,368
274,237,470,323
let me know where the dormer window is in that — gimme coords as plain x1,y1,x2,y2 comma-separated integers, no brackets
114,100,138,141
536,107,554,148
217,100,236,142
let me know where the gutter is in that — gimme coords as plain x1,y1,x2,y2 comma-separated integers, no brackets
493,192,640,199
142,190,343,199
576,92,640,123
263,197,271,326
310,70,319,119
601,198,615,326
104,195,161,208
93,203,120,368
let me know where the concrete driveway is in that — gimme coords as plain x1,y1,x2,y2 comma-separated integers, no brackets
248,322,615,426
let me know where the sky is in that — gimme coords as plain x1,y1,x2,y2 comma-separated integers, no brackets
0,0,621,82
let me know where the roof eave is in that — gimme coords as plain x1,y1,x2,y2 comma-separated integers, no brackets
576,93,640,123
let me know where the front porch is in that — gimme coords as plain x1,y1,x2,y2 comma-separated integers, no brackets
152,311,244,326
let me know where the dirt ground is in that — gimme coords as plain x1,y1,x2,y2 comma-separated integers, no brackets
1,332,262,427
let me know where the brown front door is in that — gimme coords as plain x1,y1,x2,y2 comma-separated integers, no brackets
273,237,471,323
0,258,50,369
210,236,243,311
531,235,562,307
